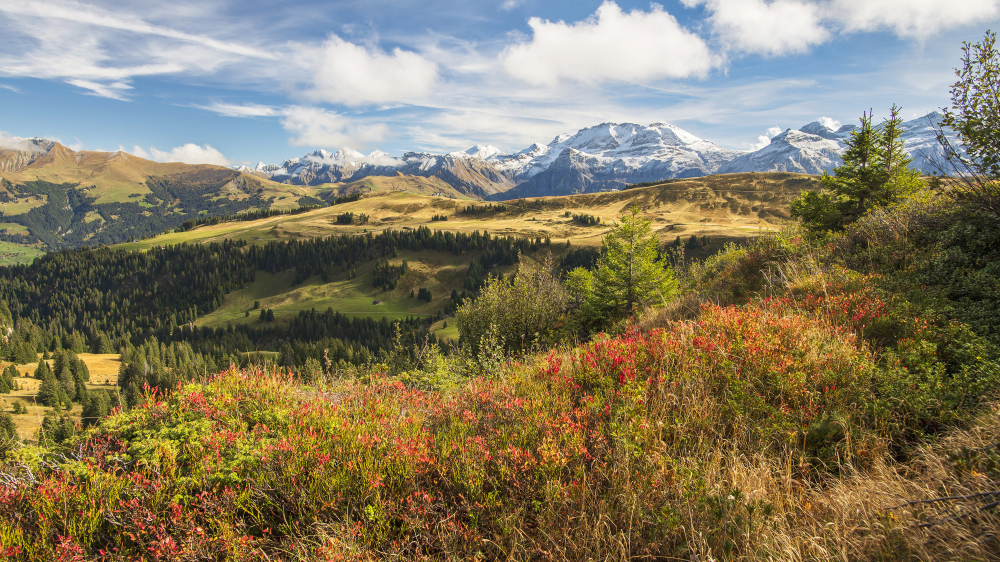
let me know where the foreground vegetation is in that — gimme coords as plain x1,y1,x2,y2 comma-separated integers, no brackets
1,171,999,559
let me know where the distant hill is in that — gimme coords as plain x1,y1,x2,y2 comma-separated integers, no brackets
0,141,321,254
120,171,821,253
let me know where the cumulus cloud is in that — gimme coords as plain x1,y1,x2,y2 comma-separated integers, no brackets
681,0,828,56
280,106,389,149
500,1,717,86
828,0,1000,37
683,0,1000,54
818,116,841,130
132,143,230,165
748,125,783,149
304,36,438,106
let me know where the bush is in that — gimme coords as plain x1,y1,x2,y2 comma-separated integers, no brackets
457,253,567,355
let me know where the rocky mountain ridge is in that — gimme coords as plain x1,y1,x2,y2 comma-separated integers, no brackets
246,112,953,199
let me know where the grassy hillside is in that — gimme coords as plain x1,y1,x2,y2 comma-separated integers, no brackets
121,172,820,251
0,144,324,261
194,250,481,331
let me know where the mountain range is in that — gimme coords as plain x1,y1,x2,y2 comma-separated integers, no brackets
239,112,953,199
0,111,954,255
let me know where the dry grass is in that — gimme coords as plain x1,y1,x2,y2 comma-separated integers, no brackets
120,172,819,253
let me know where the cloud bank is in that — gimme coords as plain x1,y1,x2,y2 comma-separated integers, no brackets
280,106,389,149
132,143,230,165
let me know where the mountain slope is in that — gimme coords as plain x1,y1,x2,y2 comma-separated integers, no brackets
0,140,320,252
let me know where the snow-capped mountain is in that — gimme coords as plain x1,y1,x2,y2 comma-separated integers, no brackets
502,122,742,197
717,124,850,175
719,112,955,176
243,113,956,200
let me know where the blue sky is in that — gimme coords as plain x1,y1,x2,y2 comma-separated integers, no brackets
0,0,997,166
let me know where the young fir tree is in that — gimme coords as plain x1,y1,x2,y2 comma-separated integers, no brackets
591,206,677,318
792,105,922,231
939,30,1000,214
0,366,11,393
33,358,52,380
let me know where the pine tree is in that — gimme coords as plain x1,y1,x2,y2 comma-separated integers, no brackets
34,358,52,380
792,105,922,231
592,207,678,317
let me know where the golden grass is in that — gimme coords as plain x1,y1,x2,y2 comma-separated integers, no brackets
120,172,819,253
1,354,121,442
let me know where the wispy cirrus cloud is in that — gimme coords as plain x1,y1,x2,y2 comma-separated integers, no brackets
0,0,279,100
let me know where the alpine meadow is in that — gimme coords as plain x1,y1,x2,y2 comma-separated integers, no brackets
2,2,1000,561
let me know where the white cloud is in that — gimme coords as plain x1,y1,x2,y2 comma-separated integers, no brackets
132,143,230,165
0,83,21,93
818,116,841,130
500,1,717,86
193,102,282,118
303,36,439,106
0,131,47,152
501,0,525,10
280,106,389,149
0,0,277,100
748,125,783,149
682,0,829,56
828,0,1000,37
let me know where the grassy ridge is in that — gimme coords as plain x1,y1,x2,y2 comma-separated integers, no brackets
120,172,820,252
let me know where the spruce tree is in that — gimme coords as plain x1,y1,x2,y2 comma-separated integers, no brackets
792,105,922,231
34,358,52,380
592,207,678,317
37,372,63,408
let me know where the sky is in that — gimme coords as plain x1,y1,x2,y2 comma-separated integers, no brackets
0,0,997,166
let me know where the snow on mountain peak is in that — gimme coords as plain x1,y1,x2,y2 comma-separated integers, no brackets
450,145,506,160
